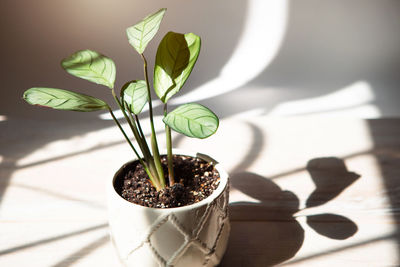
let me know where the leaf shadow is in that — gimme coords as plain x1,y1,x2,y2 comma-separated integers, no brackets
307,213,358,240
306,157,361,208
221,157,360,266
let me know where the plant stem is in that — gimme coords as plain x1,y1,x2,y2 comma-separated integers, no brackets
135,115,146,142
112,89,152,162
130,115,162,187
111,89,139,139
107,106,162,190
107,106,140,158
141,53,165,188
134,114,150,157
164,104,175,186
124,101,152,161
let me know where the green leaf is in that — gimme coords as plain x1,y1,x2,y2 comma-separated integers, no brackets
61,49,116,89
163,103,218,139
126,8,166,54
154,32,201,103
121,80,148,114
23,87,108,112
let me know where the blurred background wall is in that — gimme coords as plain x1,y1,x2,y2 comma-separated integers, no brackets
1,0,399,121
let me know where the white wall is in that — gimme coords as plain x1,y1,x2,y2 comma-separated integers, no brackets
1,0,399,120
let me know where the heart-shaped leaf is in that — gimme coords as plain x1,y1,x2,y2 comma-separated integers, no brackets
126,8,166,54
163,103,218,139
61,49,116,89
121,80,148,114
23,87,108,112
154,32,201,103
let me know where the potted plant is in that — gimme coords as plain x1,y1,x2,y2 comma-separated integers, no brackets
22,8,230,267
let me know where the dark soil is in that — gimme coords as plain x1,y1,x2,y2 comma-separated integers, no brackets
114,155,220,208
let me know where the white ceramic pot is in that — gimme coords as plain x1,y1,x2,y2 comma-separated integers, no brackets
107,149,230,267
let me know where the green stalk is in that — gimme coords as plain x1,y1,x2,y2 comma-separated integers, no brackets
111,89,143,148
112,89,152,163
107,106,162,190
132,114,163,185
135,115,146,144
107,106,140,159
124,101,152,161
110,90,163,190
141,53,165,188
164,104,175,186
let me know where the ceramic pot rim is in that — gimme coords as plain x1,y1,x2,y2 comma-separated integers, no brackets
110,149,229,212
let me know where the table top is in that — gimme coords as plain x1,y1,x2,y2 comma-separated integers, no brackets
1,115,399,266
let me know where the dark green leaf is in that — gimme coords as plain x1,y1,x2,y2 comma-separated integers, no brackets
23,87,108,112
163,103,218,139
121,80,148,114
126,8,166,54
61,49,116,89
154,32,201,103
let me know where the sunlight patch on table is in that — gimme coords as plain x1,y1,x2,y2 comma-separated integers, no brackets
268,81,380,118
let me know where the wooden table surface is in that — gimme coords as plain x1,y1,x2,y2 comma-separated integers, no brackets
1,115,399,266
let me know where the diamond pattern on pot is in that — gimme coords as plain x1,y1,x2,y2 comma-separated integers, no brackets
124,188,229,266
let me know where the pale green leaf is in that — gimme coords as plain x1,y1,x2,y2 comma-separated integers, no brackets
154,32,201,103
121,80,148,114
23,87,108,112
163,103,218,139
126,8,166,54
61,49,116,89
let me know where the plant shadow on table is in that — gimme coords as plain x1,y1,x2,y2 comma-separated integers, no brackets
220,157,360,266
